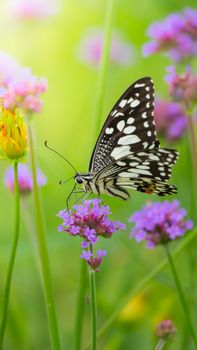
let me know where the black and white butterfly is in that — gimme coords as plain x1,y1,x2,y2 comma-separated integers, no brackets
73,77,178,201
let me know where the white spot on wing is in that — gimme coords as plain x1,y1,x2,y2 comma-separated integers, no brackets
142,112,147,119
137,165,150,170
130,100,140,107
117,161,126,166
119,99,127,108
111,110,117,116
118,135,141,145
144,121,149,128
147,131,152,137
130,168,152,175
119,172,139,178
117,120,125,131
129,162,139,166
114,112,124,117
106,127,114,134
123,126,136,134
134,83,145,87
149,155,159,161
143,141,148,148
111,145,131,159
127,117,134,124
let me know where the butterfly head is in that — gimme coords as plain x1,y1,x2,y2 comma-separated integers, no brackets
74,172,94,187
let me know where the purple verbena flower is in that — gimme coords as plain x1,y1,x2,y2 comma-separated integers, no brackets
154,98,187,141
4,163,46,194
165,65,197,107
77,28,136,67
129,200,193,248
142,8,197,62
5,0,60,21
57,198,125,271
85,249,107,272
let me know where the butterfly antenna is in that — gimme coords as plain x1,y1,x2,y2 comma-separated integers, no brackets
59,176,74,185
45,140,77,173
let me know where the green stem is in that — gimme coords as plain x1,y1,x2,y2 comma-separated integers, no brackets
92,0,115,142
75,2,115,348
165,244,197,348
28,123,61,350
154,338,167,350
187,113,197,212
0,162,20,349
89,245,97,350
84,227,197,349
74,259,87,350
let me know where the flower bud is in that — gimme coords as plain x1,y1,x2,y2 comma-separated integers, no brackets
0,103,27,161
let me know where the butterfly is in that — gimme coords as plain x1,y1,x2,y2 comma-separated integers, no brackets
72,77,179,202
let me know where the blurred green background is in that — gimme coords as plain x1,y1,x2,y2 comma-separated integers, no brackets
0,0,197,349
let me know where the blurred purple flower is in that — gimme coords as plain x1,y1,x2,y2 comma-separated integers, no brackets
0,52,21,89
154,98,187,141
142,8,197,61
4,163,46,194
77,28,136,67
3,68,48,113
129,200,193,249
165,65,197,106
156,319,176,340
57,198,125,271
5,0,60,20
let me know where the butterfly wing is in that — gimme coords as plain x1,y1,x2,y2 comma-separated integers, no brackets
89,77,159,172
94,148,179,198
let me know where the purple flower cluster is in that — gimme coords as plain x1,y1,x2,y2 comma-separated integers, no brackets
142,8,197,62
0,52,47,113
77,28,135,67
57,199,125,271
154,98,187,141
129,200,193,249
165,65,197,106
4,163,46,194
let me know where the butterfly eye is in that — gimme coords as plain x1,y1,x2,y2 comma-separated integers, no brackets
75,176,83,184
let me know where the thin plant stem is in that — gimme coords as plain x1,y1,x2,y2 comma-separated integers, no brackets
165,244,197,348
84,227,197,349
0,162,20,348
89,245,97,350
154,338,167,350
28,122,61,350
75,2,115,348
187,112,197,211
74,259,87,350
92,0,115,142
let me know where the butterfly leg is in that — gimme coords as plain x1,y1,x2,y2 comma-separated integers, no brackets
66,183,77,211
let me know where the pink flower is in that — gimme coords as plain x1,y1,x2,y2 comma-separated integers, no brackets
5,0,60,21
165,65,197,106
0,52,21,88
3,68,48,113
77,28,136,67
156,320,176,339
4,163,47,194
154,98,187,141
